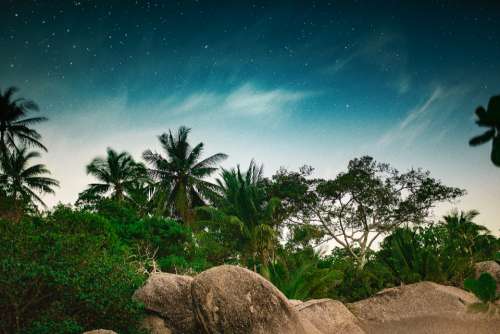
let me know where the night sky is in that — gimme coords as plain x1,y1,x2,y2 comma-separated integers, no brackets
1,1,499,232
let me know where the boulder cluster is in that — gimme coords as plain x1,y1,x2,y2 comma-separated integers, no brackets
85,261,500,334
132,265,364,334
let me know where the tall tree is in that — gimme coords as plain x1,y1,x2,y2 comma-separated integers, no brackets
143,126,227,224
197,161,280,276
0,86,47,152
79,148,147,202
292,156,465,269
0,147,58,220
469,94,500,166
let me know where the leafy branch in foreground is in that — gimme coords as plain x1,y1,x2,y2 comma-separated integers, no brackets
469,94,500,166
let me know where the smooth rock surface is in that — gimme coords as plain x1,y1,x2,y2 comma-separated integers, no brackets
349,281,500,334
133,272,200,334
191,265,317,334
296,299,365,334
349,281,478,322
142,315,173,334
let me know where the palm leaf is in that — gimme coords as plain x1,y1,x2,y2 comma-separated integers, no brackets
469,129,495,146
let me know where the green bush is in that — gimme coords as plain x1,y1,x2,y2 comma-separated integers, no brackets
332,259,394,302
85,199,206,273
377,228,447,284
0,207,146,334
268,248,342,300
464,273,498,303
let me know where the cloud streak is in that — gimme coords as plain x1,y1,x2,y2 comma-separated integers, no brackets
324,31,411,94
377,84,472,148
166,82,312,117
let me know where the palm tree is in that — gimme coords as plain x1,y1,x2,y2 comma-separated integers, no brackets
0,87,47,152
0,147,58,220
197,161,280,277
469,95,500,166
143,126,227,224
79,148,147,202
441,210,490,264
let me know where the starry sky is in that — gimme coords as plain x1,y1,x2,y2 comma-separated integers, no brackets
1,0,499,232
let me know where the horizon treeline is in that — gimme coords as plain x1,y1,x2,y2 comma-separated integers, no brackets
1,86,499,333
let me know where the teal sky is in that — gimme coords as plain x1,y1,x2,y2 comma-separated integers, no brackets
1,1,499,232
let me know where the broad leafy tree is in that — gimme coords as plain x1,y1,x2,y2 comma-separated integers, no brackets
292,156,464,269
0,86,47,152
143,126,227,224
469,94,500,166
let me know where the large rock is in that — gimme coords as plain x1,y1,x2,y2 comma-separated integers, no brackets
191,265,319,334
142,315,173,334
475,260,500,292
295,299,365,334
133,272,200,334
348,281,500,334
349,281,478,323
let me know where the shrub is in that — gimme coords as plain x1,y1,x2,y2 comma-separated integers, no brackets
0,207,146,334
268,248,342,300
464,273,498,304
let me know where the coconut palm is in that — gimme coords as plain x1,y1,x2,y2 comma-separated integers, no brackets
197,161,280,277
0,147,59,217
469,95,500,166
441,210,490,263
143,126,227,224
0,86,47,152
79,148,147,202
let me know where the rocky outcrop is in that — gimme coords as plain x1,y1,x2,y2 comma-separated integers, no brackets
132,267,499,334
348,281,500,334
191,265,316,334
133,272,199,334
296,299,365,334
349,281,478,322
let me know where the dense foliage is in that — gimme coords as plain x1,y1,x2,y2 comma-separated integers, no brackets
0,207,145,334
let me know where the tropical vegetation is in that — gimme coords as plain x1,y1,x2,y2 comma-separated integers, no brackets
0,88,498,333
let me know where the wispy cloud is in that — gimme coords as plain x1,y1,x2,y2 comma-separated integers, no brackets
324,31,411,94
223,83,309,115
377,84,472,147
165,82,312,117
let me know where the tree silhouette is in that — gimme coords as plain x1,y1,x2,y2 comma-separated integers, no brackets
0,147,58,219
0,87,47,152
143,126,227,224
469,95,500,166
79,148,147,202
